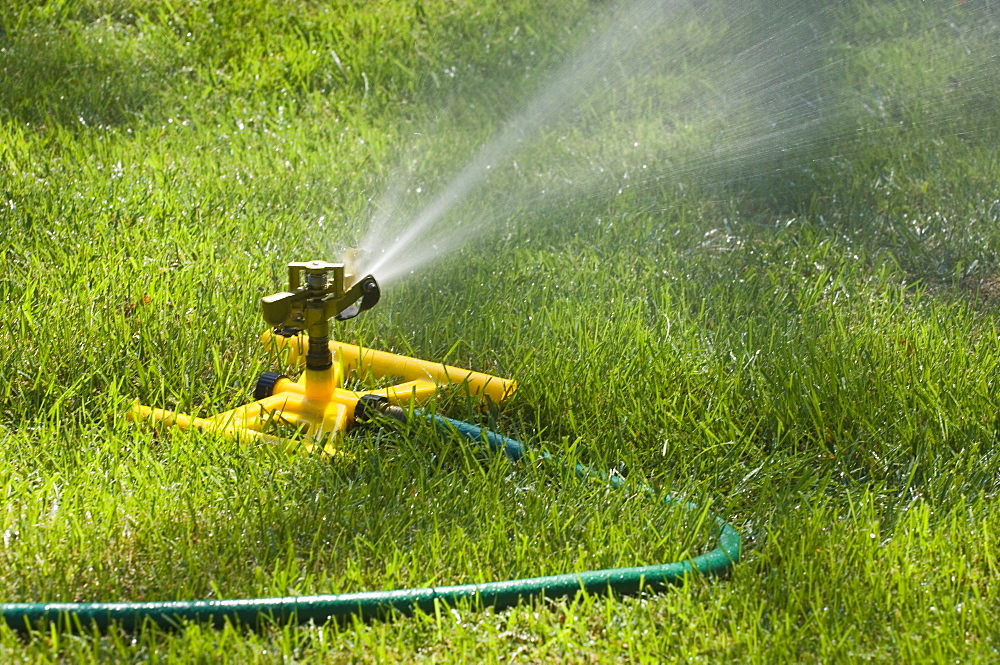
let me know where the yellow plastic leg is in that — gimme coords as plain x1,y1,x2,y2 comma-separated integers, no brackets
262,331,517,405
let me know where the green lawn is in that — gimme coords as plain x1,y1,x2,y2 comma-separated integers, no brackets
2,0,1000,661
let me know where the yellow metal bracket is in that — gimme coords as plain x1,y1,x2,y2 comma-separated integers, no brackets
127,260,515,455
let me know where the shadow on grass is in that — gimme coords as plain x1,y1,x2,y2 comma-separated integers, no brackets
0,22,171,128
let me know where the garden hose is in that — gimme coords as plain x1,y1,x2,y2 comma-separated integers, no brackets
0,410,741,632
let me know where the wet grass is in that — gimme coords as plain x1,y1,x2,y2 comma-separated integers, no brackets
2,0,1000,661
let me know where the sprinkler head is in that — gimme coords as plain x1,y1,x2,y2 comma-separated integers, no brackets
261,260,380,333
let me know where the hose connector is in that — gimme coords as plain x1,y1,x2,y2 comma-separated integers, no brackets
354,394,407,424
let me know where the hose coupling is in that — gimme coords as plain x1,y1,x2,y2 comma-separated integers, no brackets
354,394,407,424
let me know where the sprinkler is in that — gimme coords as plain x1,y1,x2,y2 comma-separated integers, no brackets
128,259,516,455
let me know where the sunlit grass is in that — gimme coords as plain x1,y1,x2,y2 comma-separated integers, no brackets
2,0,1000,661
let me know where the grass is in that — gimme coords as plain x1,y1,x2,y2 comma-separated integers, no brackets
2,0,1000,661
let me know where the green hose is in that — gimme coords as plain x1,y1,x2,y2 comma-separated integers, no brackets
0,415,741,632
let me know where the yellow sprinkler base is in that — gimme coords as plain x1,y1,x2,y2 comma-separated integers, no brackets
127,260,515,455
